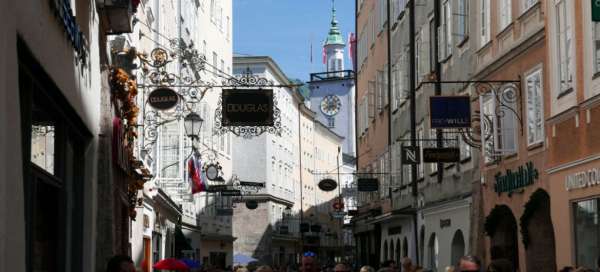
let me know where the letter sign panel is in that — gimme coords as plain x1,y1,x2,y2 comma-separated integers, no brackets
148,87,179,110
401,146,421,165
222,89,274,126
429,96,472,129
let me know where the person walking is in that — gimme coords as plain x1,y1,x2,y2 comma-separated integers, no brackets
456,256,481,272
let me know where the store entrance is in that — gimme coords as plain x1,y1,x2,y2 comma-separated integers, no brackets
523,189,556,272
487,205,519,270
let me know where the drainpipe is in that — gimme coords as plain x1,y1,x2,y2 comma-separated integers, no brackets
408,0,420,265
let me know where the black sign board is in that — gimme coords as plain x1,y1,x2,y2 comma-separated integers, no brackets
348,210,358,216
318,178,338,192
206,185,229,193
239,181,265,187
245,200,258,210
148,87,179,110
423,148,460,163
300,223,310,233
401,146,421,165
440,219,451,228
221,190,242,196
216,208,233,216
310,224,322,233
429,96,472,128
357,178,379,192
222,89,274,126
388,226,403,235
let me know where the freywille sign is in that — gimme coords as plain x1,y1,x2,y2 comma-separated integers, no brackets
565,167,600,191
423,148,460,163
357,178,379,192
148,87,179,110
222,89,274,126
429,96,472,128
494,162,539,194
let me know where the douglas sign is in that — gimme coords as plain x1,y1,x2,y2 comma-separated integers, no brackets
222,89,274,126
148,87,179,110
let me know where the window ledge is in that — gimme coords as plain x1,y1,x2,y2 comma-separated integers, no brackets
457,36,470,48
517,1,541,21
557,88,574,99
527,141,544,151
503,152,518,160
497,22,514,39
476,40,493,54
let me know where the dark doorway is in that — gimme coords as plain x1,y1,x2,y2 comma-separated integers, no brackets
523,189,556,272
486,205,519,270
451,230,465,266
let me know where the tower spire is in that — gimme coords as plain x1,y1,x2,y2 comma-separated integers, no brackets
325,0,344,46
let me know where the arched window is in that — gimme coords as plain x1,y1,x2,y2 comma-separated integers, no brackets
428,233,439,271
383,240,388,261
419,226,425,262
396,238,401,263
403,237,408,257
451,230,466,266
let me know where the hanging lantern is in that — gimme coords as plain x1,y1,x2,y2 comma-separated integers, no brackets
184,112,203,140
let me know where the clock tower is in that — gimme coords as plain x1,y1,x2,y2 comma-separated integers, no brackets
308,0,356,158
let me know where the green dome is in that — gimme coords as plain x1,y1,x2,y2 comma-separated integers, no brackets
325,2,345,46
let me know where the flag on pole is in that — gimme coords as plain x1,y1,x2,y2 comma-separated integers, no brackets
322,42,327,65
348,32,357,71
187,155,205,194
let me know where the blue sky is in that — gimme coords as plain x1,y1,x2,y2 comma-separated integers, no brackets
233,0,355,82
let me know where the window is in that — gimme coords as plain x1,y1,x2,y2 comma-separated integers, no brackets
220,59,225,73
499,0,512,30
456,0,469,44
21,49,88,271
443,0,452,56
429,18,436,70
379,0,387,31
210,0,215,22
480,0,491,46
203,40,207,58
594,23,600,74
526,68,544,145
480,86,519,161
368,81,376,119
417,126,424,179
226,16,230,40
555,0,573,93
160,122,180,179
327,117,335,128
212,52,217,73
429,129,438,173
523,0,537,12
573,199,600,269
415,32,421,83
480,94,495,163
459,134,472,161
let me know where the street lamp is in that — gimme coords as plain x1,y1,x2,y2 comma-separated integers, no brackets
184,112,203,140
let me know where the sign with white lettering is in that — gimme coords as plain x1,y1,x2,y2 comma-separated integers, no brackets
565,167,600,191
148,87,179,110
357,178,379,192
222,89,274,126
429,96,472,128
401,146,421,165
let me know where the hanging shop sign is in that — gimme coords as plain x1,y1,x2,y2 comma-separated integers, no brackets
216,208,233,216
318,178,338,192
239,181,265,187
245,200,259,210
494,161,539,194
357,178,379,192
348,209,358,216
148,87,179,110
300,223,310,233
565,166,600,191
221,190,242,197
429,96,472,129
221,89,274,126
423,147,460,163
204,163,222,181
440,219,451,228
388,226,402,235
331,211,346,219
401,146,421,165
206,185,229,193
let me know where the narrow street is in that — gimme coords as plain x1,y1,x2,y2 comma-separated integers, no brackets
2,1,600,272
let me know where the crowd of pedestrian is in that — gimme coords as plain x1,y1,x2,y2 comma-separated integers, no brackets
105,253,600,272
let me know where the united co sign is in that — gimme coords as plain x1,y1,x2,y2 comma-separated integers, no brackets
222,89,274,126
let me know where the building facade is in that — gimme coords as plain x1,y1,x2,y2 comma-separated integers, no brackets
546,0,600,269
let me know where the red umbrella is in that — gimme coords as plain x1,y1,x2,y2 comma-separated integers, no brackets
153,258,190,271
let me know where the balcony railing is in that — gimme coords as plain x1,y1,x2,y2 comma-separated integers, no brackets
309,70,355,82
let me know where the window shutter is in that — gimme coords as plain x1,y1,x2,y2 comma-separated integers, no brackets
421,27,430,77
437,26,446,60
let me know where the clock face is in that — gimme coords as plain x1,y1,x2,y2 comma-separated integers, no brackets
320,95,341,116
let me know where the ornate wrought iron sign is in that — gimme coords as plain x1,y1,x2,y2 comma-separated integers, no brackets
318,178,338,192
221,89,274,126
430,96,471,128
148,87,179,110
214,68,282,138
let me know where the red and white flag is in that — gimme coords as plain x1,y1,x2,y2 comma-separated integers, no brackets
348,32,357,71
187,155,205,194
322,42,327,65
